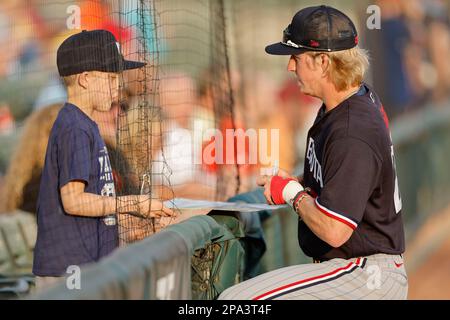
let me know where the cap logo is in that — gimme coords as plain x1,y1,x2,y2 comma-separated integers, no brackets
309,40,320,47
285,40,301,49
354,36,359,45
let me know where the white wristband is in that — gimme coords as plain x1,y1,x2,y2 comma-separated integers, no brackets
282,180,304,207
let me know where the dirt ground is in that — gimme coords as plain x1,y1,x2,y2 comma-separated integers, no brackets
408,235,450,299
406,205,450,300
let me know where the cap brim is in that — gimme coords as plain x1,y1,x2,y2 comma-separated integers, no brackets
265,42,307,55
123,60,146,70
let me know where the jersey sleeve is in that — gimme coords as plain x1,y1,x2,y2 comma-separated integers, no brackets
315,137,381,230
58,127,92,189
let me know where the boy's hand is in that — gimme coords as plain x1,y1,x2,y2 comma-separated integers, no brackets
257,175,275,205
257,167,298,183
278,168,298,181
137,195,177,218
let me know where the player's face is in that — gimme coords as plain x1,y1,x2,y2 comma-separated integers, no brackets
287,54,322,98
90,71,120,112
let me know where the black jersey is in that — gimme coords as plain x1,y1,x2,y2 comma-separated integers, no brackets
299,84,405,260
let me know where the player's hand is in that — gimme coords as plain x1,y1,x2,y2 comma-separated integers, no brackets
257,175,304,206
257,167,299,204
137,195,177,218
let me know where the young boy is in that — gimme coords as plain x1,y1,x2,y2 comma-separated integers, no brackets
32,30,175,289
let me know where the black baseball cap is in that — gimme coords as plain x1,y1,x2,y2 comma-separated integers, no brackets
265,5,358,55
57,29,146,76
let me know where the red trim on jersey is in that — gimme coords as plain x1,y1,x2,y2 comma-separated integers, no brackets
314,199,357,230
252,261,356,300
380,104,390,130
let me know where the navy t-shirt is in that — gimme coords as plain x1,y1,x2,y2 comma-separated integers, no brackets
33,103,118,276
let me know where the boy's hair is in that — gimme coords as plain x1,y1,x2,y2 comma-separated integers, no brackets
62,74,78,88
307,47,370,91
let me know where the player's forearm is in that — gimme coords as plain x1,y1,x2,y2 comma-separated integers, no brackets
268,175,352,248
296,196,352,248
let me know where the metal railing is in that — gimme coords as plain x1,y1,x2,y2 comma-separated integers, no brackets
29,214,244,299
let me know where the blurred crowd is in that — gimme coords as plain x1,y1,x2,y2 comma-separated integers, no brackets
367,0,450,117
0,0,449,218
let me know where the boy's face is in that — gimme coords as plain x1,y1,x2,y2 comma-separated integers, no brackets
89,71,120,112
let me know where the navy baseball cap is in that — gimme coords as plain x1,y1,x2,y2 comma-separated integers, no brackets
57,29,146,76
265,5,358,55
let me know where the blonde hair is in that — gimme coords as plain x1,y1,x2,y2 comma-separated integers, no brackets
0,104,62,213
308,47,370,91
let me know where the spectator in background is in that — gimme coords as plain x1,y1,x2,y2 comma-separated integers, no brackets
0,0,53,119
422,0,450,103
0,105,15,135
249,74,295,174
396,0,450,109
400,0,437,110
196,67,259,196
368,0,415,117
275,78,321,174
0,104,61,214
0,1,19,78
368,0,450,118
80,0,133,48
0,0,38,78
151,73,217,199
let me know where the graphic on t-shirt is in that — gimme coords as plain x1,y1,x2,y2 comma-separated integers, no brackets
99,146,114,184
99,146,116,226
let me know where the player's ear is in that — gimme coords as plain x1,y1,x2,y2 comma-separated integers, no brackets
287,55,297,72
78,72,89,89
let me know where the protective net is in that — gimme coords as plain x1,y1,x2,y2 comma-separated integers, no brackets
112,0,240,243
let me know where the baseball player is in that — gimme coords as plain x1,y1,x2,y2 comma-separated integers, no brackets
32,30,175,290
219,6,408,300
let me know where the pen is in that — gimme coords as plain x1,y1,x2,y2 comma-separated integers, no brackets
272,160,279,176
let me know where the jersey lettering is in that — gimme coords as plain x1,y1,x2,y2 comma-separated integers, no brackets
306,137,323,188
